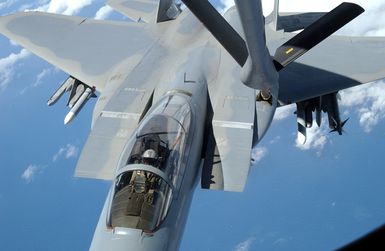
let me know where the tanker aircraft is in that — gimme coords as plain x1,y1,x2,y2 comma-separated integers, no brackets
0,0,384,250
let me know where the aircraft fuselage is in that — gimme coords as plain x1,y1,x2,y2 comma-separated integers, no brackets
89,7,274,251
90,12,210,248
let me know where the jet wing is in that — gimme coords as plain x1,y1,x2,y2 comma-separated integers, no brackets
0,11,156,92
276,35,385,104
75,110,141,180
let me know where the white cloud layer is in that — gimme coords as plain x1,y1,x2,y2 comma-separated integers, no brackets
295,125,329,155
94,5,113,20
33,67,53,87
234,237,255,251
65,144,78,159
21,165,38,183
217,0,234,14
25,0,95,15
52,144,79,162
21,144,78,184
0,49,30,90
20,67,54,94
340,80,385,132
274,104,295,121
0,0,18,10
251,147,268,165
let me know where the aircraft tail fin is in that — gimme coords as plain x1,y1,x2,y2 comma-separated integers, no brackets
180,0,248,66
266,0,328,32
265,0,279,30
272,0,279,30
107,0,181,23
273,0,279,30
330,118,349,135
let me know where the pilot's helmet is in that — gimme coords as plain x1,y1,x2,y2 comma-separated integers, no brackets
142,149,157,159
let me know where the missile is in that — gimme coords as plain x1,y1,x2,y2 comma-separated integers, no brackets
322,92,347,135
305,106,313,128
323,93,340,129
314,96,322,127
64,87,95,125
296,103,307,144
47,76,75,106
315,108,322,127
67,81,85,108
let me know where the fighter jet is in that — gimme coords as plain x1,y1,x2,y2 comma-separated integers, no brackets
0,0,384,250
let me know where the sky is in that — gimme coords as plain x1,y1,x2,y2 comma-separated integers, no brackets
0,0,384,250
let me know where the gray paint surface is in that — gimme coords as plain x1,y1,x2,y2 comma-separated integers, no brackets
0,0,384,250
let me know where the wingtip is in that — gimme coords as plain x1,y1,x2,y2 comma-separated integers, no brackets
0,12,21,28
345,2,365,14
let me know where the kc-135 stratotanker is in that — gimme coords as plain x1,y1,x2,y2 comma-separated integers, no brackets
0,0,384,250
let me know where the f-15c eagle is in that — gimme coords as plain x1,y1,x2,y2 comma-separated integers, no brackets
0,0,384,250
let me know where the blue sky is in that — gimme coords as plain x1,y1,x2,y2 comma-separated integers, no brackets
0,0,385,250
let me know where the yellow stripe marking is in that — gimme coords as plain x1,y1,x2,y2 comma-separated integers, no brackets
285,48,294,54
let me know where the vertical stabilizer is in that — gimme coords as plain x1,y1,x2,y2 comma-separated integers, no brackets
273,0,279,30
107,0,181,23
265,0,280,30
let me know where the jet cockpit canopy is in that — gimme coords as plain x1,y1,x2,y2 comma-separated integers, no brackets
108,94,192,232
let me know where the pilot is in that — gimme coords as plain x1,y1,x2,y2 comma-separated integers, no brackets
142,149,158,166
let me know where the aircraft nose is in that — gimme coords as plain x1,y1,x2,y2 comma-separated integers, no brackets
90,228,171,251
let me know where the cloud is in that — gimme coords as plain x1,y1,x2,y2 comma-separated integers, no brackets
21,165,38,183
218,0,274,15
25,0,95,15
9,40,21,47
0,49,30,90
65,144,79,158
340,80,385,132
94,5,113,20
234,237,255,251
33,68,53,87
21,144,78,183
295,126,329,155
0,0,18,10
251,147,268,165
52,144,79,162
218,0,235,14
20,67,54,94
274,104,295,121
269,136,281,144
18,1,50,12
52,148,65,162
